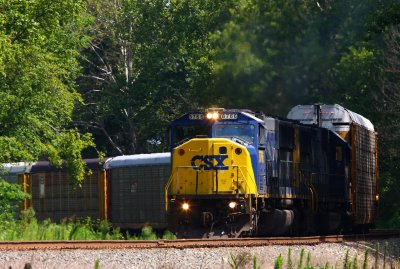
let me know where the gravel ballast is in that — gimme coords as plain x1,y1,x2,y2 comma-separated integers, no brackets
0,239,399,269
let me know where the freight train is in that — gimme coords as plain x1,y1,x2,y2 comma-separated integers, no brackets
1,154,171,229
165,104,379,238
1,104,378,238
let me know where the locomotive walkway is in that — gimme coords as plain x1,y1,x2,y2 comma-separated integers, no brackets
0,230,398,251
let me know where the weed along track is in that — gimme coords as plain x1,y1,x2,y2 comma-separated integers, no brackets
0,230,398,251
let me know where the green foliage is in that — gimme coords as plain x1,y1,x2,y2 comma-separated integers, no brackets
96,219,111,240
298,248,305,269
374,243,380,269
203,1,299,111
139,226,157,240
162,230,177,240
228,252,250,269
0,211,174,241
111,227,124,240
48,130,96,186
0,180,30,226
94,259,100,269
0,210,127,241
125,226,172,241
363,249,369,269
335,47,378,113
344,250,351,269
253,256,261,269
274,254,284,269
77,0,237,155
270,250,376,269
306,252,312,268
0,0,97,185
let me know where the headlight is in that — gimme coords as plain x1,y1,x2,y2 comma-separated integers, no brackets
206,112,219,120
228,201,237,209
182,202,190,211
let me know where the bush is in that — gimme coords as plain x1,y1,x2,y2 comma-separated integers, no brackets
139,226,157,240
162,230,176,240
0,179,30,227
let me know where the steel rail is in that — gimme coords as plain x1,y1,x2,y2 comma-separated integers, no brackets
0,230,398,251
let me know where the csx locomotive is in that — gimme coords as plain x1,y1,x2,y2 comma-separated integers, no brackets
165,104,379,238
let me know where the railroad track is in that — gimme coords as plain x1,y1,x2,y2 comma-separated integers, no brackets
0,230,398,251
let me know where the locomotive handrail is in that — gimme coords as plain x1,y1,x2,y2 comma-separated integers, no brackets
231,165,258,194
164,166,178,211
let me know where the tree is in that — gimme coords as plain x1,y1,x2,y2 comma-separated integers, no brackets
0,0,96,185
76,0,236,155
205,0,318,114
376,24,400,228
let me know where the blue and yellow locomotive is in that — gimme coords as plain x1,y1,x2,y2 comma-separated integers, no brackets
165,105,379,238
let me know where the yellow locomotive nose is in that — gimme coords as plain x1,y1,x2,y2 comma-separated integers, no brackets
167,138,257,196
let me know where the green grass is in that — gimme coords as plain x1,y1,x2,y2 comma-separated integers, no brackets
228,252,251,269
262,244,397,269
94,259,100,269
274,254,283,269
0,208,176,241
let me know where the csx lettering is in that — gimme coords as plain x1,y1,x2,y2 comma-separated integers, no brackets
191,155,228,170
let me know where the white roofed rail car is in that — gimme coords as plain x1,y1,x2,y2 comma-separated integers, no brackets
1,162,35,213
1,162,35,184
107,153,171,229
287,104,378,227
28,158,110,222
287,104,374,132
105,152,171,168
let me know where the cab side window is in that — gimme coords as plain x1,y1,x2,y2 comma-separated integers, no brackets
259,125,266,146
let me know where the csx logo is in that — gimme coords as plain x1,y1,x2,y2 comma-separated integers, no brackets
191,155,228,170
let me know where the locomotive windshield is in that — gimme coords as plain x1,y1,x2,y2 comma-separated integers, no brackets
215,124,255,144
173,125,211,146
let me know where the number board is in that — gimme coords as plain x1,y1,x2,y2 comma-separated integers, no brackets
189,114,204,120
221,113,238,120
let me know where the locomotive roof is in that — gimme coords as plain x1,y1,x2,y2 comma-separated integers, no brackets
241,112,265,123
287,104,374,131
172,109,264,124
105,152,171,168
